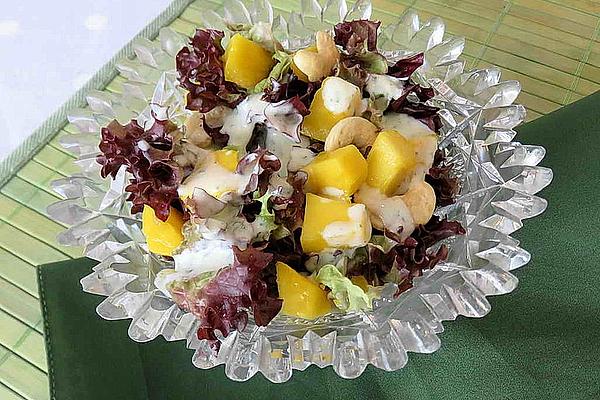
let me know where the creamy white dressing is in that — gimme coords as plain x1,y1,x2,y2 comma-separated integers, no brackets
288,146,316,172
381,113,435,140
221,95,267,149
153,207,274,297
193,214,229,239
173,238,234,275
355,184,416,240
221,94,303,151
265,127,294,176
322,186,345,197
263,101,303,142
366,74,406,107
322,203,371,248
154,237,235,298
192,208,257,248
178,153,247,200
137,139,150,151
322,77,360,114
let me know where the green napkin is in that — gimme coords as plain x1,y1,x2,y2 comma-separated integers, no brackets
39,91,600,400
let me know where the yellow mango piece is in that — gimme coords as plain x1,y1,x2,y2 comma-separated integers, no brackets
302,145,367,198
276,261,332,319
214,149,238,172
224,34,275,89
302,77,361,141
350,275,369,292
367,130,417,196
142,205,184,256
300,194,371,253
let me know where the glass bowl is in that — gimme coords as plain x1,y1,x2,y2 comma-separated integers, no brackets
48,0,552,382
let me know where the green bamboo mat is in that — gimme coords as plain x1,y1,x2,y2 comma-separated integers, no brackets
0,0,598,398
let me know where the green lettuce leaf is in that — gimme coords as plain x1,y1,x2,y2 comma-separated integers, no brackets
315,265,371,311
251,51,293,94
169,271,215,294
158,269,216,300
253,192,278,239
357,52,388,74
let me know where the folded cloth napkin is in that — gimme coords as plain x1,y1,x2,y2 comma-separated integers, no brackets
38,91,600,400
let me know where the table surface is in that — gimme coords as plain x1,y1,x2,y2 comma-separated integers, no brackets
0,0,598,399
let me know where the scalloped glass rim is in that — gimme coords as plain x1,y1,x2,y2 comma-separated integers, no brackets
48,0,552,383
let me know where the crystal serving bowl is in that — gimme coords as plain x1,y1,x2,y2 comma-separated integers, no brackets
48,0,552,382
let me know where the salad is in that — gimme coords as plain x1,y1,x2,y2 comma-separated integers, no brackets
97,19,464,351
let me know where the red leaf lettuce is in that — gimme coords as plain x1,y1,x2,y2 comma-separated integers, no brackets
171,246,282,351
236,148,282,197
97,118,181,221
333,20,388,88
269,172,307,233
348,216,465,293
201,115,229,147
176,29,246,113
262,73,319,110
387,53,424,78
425,150,462,206
334,20,380,54
387,81,441,132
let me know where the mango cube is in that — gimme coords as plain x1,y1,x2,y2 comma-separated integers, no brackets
214,149,239,172
366,130,417,196
300,194,371,253
302,77,361,141
302,145,367,198
276,261,332,319
224,34,275,89
142,205,184,256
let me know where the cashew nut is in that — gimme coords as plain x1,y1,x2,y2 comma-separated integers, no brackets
324,117,379,152
293,31,339,82
355,181,436,240
400,181,436,225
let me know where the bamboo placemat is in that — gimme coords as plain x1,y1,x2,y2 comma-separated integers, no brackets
0,0,597,398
